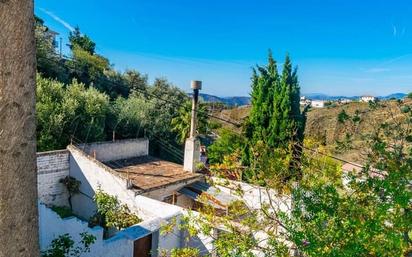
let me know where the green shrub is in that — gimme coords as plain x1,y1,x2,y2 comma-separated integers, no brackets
41,233,95,257
60,176,81,210
352,110,361,123
208,128,245,164
401,105,411,113
337,110,349,123
90,189,142,231
51,206,73,219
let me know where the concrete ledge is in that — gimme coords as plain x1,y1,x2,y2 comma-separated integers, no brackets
37,149,69,157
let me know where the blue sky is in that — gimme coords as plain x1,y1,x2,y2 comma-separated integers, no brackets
35,0,412,97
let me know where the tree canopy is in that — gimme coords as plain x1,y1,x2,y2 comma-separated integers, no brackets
247,52,304,149
34,20,195,157
69,26,96,54
210,52,306,184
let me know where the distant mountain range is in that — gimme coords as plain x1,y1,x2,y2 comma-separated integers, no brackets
302,93,407,101
192,93,408,106
194,93,251,106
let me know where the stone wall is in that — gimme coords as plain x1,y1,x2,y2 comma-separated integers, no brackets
37,150,70,207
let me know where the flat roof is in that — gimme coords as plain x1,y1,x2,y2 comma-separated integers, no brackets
178,181,237,209
104,156,203,192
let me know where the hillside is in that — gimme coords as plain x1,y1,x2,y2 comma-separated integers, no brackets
305,99,411,162
213,98,412,162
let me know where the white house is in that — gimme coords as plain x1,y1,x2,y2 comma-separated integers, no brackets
311,100,325,108
37,138,259,256
339,98,352,104
300,96,311,106
360,96,376,102
36,140,200,257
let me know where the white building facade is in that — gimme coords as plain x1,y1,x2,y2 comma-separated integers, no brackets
360,96,376,102
36,139,217,256
311,100,325,108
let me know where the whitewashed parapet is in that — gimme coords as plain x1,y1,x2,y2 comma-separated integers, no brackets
78,138,149,162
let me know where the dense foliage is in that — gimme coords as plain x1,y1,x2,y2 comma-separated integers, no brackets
208,52,305,184
171,101,209,143
246,52,304,149
90,190,142,232
208,128,245,165
41,233,96,257
36,75,110,151
69,26,96,54
35,18,193,156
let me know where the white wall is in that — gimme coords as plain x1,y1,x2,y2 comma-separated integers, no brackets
38,146,283,257
37,150,70,207
311,100,325,108
68,145,154,220
39,203,139,257
79,138,149,162
65,144,222,256
66,144,214,256
39,199,188,257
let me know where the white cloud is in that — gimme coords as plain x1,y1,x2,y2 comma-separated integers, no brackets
39,8,74,32
364,68,390,73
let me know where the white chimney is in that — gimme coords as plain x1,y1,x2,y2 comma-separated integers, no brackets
184,80,202,173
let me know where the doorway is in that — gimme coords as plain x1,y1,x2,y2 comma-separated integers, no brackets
133,234,152,257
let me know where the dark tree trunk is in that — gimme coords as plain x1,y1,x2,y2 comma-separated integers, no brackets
0,0,39,256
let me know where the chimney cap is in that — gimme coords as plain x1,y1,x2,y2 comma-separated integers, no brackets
191,80,202,90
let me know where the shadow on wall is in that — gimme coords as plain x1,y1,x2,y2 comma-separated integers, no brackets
69,151,97,220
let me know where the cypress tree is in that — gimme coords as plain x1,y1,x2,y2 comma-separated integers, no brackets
246,52,305,180
247,50,279,145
